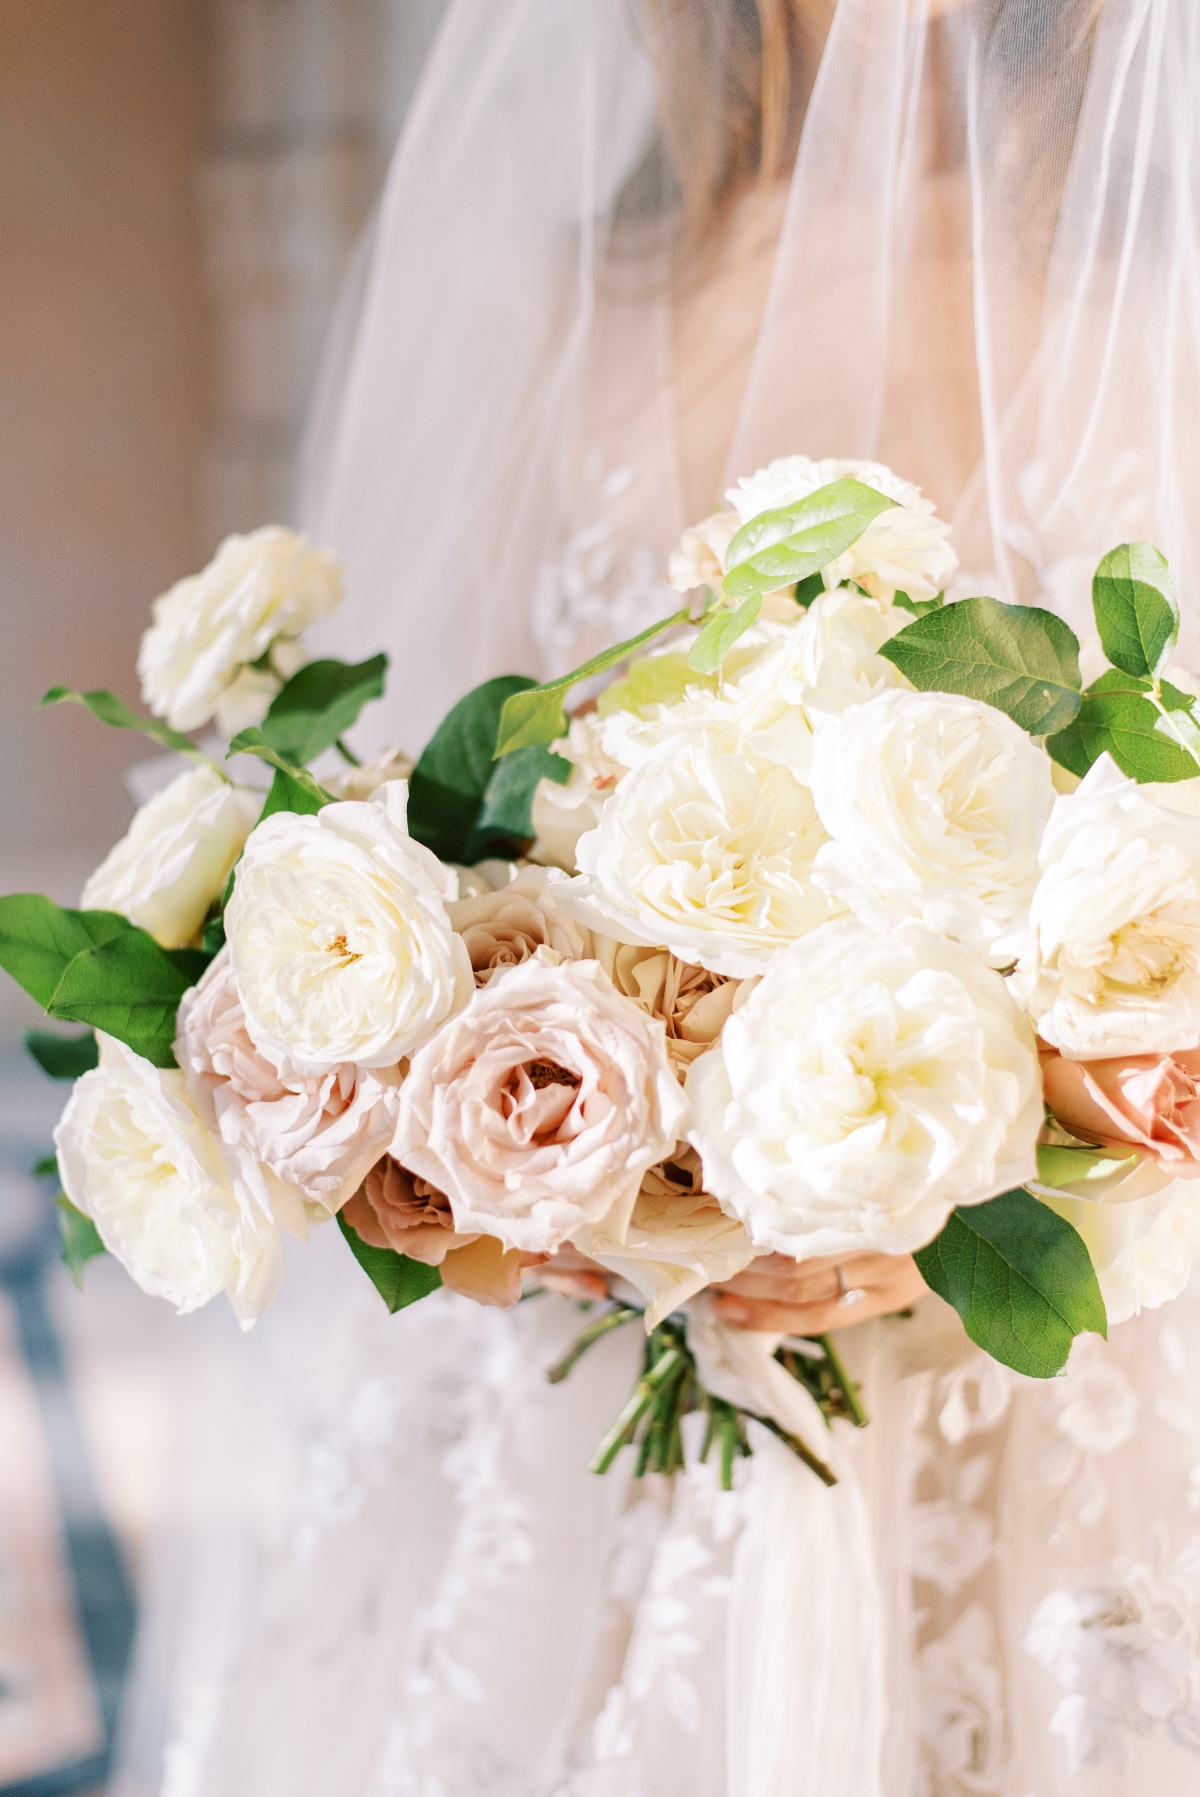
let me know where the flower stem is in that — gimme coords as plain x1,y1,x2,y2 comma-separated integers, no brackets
817,1333,869,1428
589,1348,686,1475
335,737,362,767
546,1303,642,1385
746,1412,839,1487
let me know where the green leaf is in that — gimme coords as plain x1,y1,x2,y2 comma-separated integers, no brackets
598,652,716,718
0,895,195,1067
258,655,387,766
494,608,692,755
56,1195,107,1288
1092,542,1178,679
914,1188,1106,1378
688,593,762,675
473,744,570,852
40,685,197,756
25,1028,99,1079
879,595,1082,735
1047,673,1200,783
408,675,538,862
1035,1144,1139,1189
226,728,335,807
893,588,945,617
33,1152,59,1179
722,479,894,600
258,762,330,820
794,572,825,609
337,1213,442,1313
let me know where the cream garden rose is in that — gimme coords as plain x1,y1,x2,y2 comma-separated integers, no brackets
54,1036,289,1324
592,940,742,1075
1042,1180,1200,1325
1009,755,1200,1057
811,689,1055,961
687,919,1042,1257
448,865,594,983
225,781,473,1072
566,724,838,977
394,957,689,1255
177,950,402,1213
81,764,259,949
138,526,343,733
725,455,958,603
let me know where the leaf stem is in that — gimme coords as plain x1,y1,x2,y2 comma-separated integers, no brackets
334,737,362,767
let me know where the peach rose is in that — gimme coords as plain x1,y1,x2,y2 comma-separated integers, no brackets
593,941,742,1076
1042,1045,1200,1177
394,957,689,1254
177,950,401,1212
341,1155,531,1307
448,865,592,985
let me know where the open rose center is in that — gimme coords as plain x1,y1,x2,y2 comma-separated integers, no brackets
526,1059,581,1091
498,1057,584,1147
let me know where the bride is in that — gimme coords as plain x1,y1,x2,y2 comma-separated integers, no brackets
113,1,1200,1793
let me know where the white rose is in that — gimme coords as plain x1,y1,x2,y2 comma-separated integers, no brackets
138,526,343,732
667,508,741,596
177,950,401,1213
1042,1181,1200,1324
565,725,839,977
530,766,610,872
687,919,1042,1257
54,1036,286,1323
1008,755,1200,1056
394,957,689,1254
725,455,957,603
81,764,259,948
225,780,473,1072
573,1145,755,1329
811,689,1055,961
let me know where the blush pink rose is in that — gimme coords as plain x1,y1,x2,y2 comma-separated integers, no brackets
1042,1045,1200,1176
178,950,401,1212
393,957,689,1254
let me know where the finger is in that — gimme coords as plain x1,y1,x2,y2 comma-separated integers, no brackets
712,1294,844,1333
539,1269,609,1301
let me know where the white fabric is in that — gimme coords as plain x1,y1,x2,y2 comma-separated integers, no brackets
112,0,1200,1792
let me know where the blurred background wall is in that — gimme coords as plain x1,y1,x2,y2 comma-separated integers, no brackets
0,0,446,1034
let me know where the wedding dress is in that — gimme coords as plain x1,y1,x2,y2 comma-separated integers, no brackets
111,2,1200,1793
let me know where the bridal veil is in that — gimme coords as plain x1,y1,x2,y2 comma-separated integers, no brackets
113,2,1200,1794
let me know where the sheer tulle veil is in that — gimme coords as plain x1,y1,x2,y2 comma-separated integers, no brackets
299,0,1200,750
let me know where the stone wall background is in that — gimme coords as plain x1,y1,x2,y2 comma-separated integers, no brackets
0,0,445,1033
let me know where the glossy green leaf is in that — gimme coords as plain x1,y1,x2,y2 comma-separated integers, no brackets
494,608,692,754
25,1028,99,1079
722,479,894,600
1092,542,1178,679
914,1188,1107,1378
688,593,762,675
337,1213,442,1313
893,588,945,617
598,652,716,718
1047,671,1200,783
56,1195,107,1288
40,685,197,755
226,728,335,807
258,654,387,765
794,572,825,609
0,895,194,1067
474,744,570,851
879,595,1082,735
257,762,330,821
408,675,537,861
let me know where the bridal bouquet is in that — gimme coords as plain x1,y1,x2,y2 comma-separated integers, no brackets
8,456,1200,1487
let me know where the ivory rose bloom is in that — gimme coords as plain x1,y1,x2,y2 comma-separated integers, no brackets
566,725,838,977
225,781,473,1072
1042,1181,1200,1324
667,508,740,597
1041,1046,1200,1176
448,865,593,984
725,455,957,604
138,526,343,733
1009,756,1200,1056
811,689,1055,960
394,957,689,1254
177,950,402,1213
54,1036,289,1324
81,764,259,949
574,1146,755,1329
687,919,1042,1257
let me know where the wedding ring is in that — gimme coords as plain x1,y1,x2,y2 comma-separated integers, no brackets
834,1264,866,1308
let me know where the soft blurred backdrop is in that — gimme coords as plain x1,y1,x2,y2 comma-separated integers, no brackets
0,6,444,1788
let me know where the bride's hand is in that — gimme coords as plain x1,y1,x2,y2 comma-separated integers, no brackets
711,1252,927,1335
536,1244,611,1302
